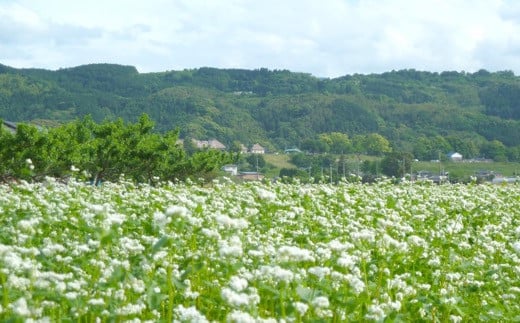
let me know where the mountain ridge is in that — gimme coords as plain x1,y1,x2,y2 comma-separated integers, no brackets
1,63,520,160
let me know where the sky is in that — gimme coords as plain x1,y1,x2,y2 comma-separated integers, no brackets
1,0,520,78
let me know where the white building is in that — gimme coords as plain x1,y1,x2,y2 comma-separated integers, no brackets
250,143,265,154
449,152,463,162
222,164,238,176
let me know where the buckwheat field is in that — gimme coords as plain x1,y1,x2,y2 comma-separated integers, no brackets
1,178,520,322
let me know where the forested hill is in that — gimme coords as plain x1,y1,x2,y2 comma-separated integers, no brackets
2,63,520,160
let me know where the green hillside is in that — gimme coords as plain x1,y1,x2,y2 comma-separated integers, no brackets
1,64,520,160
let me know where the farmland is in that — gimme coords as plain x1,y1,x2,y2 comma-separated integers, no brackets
1,178,520,321
263,152,520,183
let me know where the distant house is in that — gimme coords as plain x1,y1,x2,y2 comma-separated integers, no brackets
2,121,17,134
492,176,520,184
208,139,226,150
240,144,249,154
475,170,497,182
416,170,434,180
448,152,463,162
222,164,238,176
250,143,265,154
191,139,226,150
2,121,46,134
238,171,264,181
284,148,302,154
414,170,448,184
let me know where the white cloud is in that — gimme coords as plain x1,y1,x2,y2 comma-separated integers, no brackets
1,0,520,77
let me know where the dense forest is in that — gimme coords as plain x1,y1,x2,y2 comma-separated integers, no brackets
1,63,520,161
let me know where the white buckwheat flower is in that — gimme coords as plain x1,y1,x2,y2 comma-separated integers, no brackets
174,305,209,323
293,301,309,316
165,205,190,217
219,236,243,257
277,245,315,262
229,275,248,292
308,266,331,280
512,241,520,255
311,296,329,308
10,297,30,316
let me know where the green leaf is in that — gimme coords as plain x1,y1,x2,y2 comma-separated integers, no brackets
171,276,187,290
151,236,171,254
105,266,127,286
99,229,115,246
296,285,314,302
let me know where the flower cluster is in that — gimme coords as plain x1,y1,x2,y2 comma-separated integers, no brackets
1,178,520,321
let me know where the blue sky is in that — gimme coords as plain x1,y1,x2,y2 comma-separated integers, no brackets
1,0,520,78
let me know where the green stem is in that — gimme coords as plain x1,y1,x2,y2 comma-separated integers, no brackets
0,273,8,312
166,266,175,322
280,290,286,318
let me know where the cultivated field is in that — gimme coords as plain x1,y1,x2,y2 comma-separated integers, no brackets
1,178,520,321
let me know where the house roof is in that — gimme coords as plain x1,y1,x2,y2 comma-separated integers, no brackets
449,152,463,157
208,139,226,149
2,120,17,133
222,164,238,169
191,138,226,150
251,143,264,150
238,171,264,180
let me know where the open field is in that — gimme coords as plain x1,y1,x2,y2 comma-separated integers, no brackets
413,161,520,177
1,179,520,321
264,154,296,168
263,153,520,181
263,154,297,178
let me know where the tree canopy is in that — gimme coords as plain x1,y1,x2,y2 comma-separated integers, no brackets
2,64,520,161
0,115,233,183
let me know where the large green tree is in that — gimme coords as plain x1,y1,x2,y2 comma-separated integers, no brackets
381,152,414,178
319,132,352,154
364,133,392,156
413,136,452,161
481,140,507,161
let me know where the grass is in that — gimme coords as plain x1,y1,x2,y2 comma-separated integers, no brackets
413,161,520,177
264,154,296,170
263,153,296,177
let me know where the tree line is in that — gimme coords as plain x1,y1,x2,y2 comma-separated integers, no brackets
0,115,233,184
282,151,415,183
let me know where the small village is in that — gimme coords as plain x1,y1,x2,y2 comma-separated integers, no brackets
176,138,268,181
176,136,520,184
